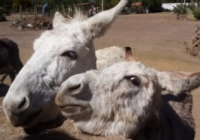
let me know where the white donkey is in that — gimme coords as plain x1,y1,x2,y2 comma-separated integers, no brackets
3,0,129,134
56,61,197,140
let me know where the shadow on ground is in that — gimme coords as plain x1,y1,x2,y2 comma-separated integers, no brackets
17,131,79,140
0,83,9,97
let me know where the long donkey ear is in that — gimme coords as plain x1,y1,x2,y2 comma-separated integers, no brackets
82,0,128,39
53,12,66,29
157,71,200,95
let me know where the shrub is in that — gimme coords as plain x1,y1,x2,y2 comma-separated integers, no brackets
186,8,197,20
0,7,6,21
187,1,196,11
0,10,2,17
142,0,162,13
173,1,199,20
110,0,119,7
193,8,200,19
173,4,187,15
131,5,143,13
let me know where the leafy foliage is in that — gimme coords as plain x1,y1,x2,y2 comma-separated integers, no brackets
193,8,200,19
11,0,88,9
173,1,200,20
173,4,187,15
142,0,162,12
0,0,12,14
1,0,195,15
0,7,3,16
186,8,197,20
173,1,197,15
110,0,120,7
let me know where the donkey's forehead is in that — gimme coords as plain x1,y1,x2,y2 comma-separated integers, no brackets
99,62,158,85
33,23,87,51
103,62,155,76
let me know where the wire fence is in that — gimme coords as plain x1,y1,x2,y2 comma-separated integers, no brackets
11,4,77,20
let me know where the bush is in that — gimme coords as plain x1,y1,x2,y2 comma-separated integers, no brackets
0,10,2,17
187,1,196,11
0,8,6,21
0,6,9,15
173,4,187,15
110,0,119,7
186,8,197,20
193,8,200,19
142,0,162,13
131,5,143,13
173,0,200,20
131,5,138,13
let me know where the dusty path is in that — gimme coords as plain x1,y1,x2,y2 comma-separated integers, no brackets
0,13,200,140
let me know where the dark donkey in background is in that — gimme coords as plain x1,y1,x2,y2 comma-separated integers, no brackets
0,38,23,83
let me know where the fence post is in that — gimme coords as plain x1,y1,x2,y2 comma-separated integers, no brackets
34,5,36,20
36,6,38,17
62,4,66,16
25,6,27,18
56,5,58,11
20,5,22,20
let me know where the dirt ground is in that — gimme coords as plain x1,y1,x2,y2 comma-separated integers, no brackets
0,13,200,140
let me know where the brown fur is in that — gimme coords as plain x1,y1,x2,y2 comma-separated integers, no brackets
161,91,195,140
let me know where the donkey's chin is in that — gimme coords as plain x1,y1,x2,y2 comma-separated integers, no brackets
23,115,65,135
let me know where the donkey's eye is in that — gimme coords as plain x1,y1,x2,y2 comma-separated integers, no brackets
61,51,78,60
126,76,140,86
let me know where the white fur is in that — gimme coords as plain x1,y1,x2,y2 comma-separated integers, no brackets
3,0,129,130
56,61,200,138
96,46,126,69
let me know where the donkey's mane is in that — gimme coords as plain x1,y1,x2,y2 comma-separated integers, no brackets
66,9,88,23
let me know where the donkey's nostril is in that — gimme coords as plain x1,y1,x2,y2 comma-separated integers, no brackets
68,84,81,91
17,97,26,109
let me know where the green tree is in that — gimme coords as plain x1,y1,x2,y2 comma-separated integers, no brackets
0,0,12,14
110,0,119,7
0,0,12,9
76,0,88,4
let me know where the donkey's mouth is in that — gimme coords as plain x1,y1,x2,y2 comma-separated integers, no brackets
23,115,65,135
58,104,83,115
10,109,42,127
58,104,92,120
21,109,42,127
58,104,81,109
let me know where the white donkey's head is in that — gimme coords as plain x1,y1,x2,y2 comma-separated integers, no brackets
3,0,128,134
55,61,200,138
